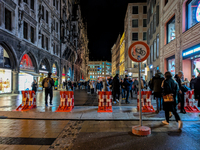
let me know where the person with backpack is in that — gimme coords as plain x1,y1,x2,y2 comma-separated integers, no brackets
151,70,165,113
162,71,183,129
42,73,54,107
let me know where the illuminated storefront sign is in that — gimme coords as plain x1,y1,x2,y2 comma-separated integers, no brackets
20,54,34,70
183,47,200,57
196,3,200,22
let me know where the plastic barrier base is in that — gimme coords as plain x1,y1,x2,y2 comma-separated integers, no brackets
184,106,200,113
15,104,36,111
55,106,74,112
137,105,155,113
97,106,113,113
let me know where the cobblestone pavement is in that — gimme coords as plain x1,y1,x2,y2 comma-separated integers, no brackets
1,119,200,150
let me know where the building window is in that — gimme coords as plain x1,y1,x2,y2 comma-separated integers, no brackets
147,29,150,44
132,19,138,27
150,21,153,39
143,6,147,14
30,0,34,10
153,39,156,61
56,22,58,32
167,16,175,44
186,0,200,30
156,5,159,26
150,45,153,63
23,21,28,40
156,34,159,58
46,11,48,24
56,0,58,10
143,19,147,27
23,0,28,4
53,0,56,6
42,6,44,20
147,9,150,24
53,44,55,54
42,34,44,48
5,8,12,31
143,32,147,41
56,45,59,55
132,6,138,14
165,0,168,6
153,13,156,33
132,33,138,41
46,37,48,50
30,26,34,43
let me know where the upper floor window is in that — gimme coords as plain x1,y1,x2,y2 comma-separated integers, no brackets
143,6,147,14
132,19,138,28
143,32,147,41
186,0,200,30
30,26,34,43
23,0,28,4
23,21,28,40
5,8,12,31
56,22,58,33
132,6,138,14
42,6,44,20
46,10,49,24
143,19,147,27
165,0,168,6
42,34,44,48
132,33,138,41
56,0,59,10
167,16,175,44
53,0,56,6
30,0,34,10
156,5,159,26
46,37,49,50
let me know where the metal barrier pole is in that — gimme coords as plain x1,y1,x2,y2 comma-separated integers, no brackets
138,62,142,126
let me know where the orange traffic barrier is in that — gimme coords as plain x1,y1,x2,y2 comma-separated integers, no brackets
137,91,155,113
184,91,200,113
98,91,113,113
15,90,36,111
55,91,74,112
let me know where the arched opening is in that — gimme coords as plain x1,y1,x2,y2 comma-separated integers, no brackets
0,45,12,93
67,67,72,81
62,66,66,83
51,61,59,84
19,53,38,91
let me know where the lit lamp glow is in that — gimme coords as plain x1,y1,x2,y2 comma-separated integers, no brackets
128,72,132,76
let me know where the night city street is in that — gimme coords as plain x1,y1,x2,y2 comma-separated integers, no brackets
1,0,200,149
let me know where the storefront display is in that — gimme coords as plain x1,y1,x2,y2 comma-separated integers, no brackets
38,60,49,90
0,69,11,93
167,16,175,43
192,58,200,77
18,73,33,91
167,57,175,76
62,68,66,83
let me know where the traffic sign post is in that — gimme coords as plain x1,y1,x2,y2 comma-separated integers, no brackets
128,41,151,136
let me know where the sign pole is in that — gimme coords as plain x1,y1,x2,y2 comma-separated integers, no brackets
138,62,142,126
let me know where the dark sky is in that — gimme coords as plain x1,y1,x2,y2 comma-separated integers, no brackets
80,0,147,62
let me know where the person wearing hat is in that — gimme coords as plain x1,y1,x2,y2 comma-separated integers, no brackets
42,73,55,107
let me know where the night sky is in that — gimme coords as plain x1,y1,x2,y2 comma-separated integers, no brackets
80,0,147,62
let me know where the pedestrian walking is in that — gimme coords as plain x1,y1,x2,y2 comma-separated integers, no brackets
73,81,77,91
129,78,134,98
96,80,102,93
42,73,54,107
112,74,120,103
162,71,183,129
89,81,95,94
102,78,109,92
133,78,139,94
151,70,165,113
175,71,186,114
120,79,126,100
190,75,196,90
31,79,38,93
124,75,131,104
194,72,200,107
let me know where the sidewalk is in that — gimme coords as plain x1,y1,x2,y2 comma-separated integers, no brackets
0,106,200,121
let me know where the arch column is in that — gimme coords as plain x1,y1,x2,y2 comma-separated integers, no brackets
12,70,19,94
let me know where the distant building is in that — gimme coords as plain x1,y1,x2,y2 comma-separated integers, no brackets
119,32,125,78
111,44,117,76
88,61,112,80
124,2,147,78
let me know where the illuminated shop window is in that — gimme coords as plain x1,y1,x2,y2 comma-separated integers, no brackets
166,16,175,44
186,0,200,30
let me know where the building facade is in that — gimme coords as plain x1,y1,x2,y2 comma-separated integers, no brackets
88,61,112,80
0,0,88,94
111,44,116,76
159,0,200,80
119,32,125,78
124,3,147,78
146,0,160,81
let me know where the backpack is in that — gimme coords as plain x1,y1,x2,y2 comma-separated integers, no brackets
44,78,52,89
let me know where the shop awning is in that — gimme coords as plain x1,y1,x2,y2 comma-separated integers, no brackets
20,71,42,77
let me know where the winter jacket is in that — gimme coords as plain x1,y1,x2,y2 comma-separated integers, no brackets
96,82,102,90
194,77,200,99
134,80,139,86
163,77,179,105
190,78,196,89
103,80,109,91
112,76,120,92
174,74,182,92
151,72,165,93
124,78,131,91
129,80,133,91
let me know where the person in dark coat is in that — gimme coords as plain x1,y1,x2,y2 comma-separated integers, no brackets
120,79,126,100
31,79,38,93
124,75,131,104
190,75,196,90
162,71,183,129
194,73,200,107
174,71,186,114
96,80,102,93
151,70,165,113
129,78,134,98
112,74,120,103
133,78,139,94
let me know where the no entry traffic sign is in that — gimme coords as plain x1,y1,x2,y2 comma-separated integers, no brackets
128,41,150,62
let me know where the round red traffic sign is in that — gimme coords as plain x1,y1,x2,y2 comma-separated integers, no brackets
128,41,150,62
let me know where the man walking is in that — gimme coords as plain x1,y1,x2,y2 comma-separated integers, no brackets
151,70,165,113
42,73,54,107
190,75,196,90
112,74,120,103
124,75,131,104
134,78,139,94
